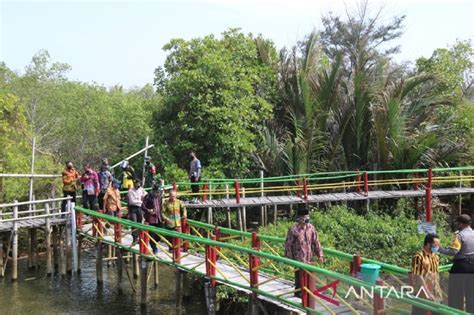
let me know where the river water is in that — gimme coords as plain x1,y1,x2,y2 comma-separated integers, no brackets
0,250,207,314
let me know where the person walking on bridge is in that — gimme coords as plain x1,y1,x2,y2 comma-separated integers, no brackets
142,183,163,254
189,151,201,203
439,214,474,312
61,161,80,213
121,160,135,190
80,164,99,211
98,163,113,211
103,179,121,217
127,179,147,243
284,207,324,297
162,190,187,250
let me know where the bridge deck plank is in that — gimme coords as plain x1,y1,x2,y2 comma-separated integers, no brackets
184,188,474,208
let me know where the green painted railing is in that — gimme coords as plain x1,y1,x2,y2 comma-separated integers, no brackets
75,206,469,315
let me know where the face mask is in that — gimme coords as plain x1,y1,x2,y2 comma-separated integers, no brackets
304,218,310,224
431,246,439,253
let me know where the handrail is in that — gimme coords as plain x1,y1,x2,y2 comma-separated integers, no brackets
75,206,469,314
188,219,411,275
0,197,72,208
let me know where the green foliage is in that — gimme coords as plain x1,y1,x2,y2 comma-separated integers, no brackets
416,40,474,100
153,28,279,177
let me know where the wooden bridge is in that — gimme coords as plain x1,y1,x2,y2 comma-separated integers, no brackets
1,166,474,314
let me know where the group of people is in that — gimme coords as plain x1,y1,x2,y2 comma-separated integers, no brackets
60,152,201,254
284,208,474,312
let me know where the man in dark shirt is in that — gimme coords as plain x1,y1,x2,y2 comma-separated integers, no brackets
142,184,162,254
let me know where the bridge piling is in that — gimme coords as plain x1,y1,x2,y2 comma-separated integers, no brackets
117,249,123,293
140,258,149,306
96,240,103,285
45,203,52,275
12,200,18,281
153,261,159,288
60,226,66,276
0,234,3,277
133,254,139,278
52,226,59,268
204,281,216,315
175,269,184,313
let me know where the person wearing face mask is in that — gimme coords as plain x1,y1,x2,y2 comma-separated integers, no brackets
439,214,474,312
61,161,80,213
284,206,324,297
127,179,147,243
411,233,442,315
80,164,100,211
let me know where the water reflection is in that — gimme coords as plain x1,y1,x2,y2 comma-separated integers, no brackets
0,251,206,314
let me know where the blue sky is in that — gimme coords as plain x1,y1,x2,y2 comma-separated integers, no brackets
1,0,473,88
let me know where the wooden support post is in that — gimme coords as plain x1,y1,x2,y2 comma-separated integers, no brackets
204,281,217,315
70,199,78,273
133,253,139,278
426,168,433,222
238,188,245,232
117,249,123,294
226,184,231,228
52,226,59,268
77,236,82,273
207,182,213,225
373,279,385,314
0,232,3,278
242,187,247,231
202,183,208,203
470,171,474,219
273,204,277,223
12,200,18,281
175,269,184,312
140,255,149,306
45,203,52,275
153,261,159,288
96,239,103,285
29,228,38,270
364,172,369,197
65,220,72,274
60,226,66,276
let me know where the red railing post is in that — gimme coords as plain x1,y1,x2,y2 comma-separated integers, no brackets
249,232,260,289
213,226,220,261
356,170,361,193
426,168,433,222
296,179,301,198
364,172,369,197
202,183,208,203
300,270,309,307
303,178,308,200
373,279,385,314
114,213,122,243
350,254,362,276
235,179,241,204
76,210,83,229
173,227,182,263
139,229,149,256
205,234,217,287
181,218,189,252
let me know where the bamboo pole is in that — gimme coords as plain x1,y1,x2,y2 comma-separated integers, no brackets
110,144,155,169
45,203,52,275
12,200,18,281
142,136,149,185
117,249,123,293
225,184,231,228
140,258,149,306
60,226,66,276
96,240,103,285
153,261,159,288
52,226,59,268
133,253,139,278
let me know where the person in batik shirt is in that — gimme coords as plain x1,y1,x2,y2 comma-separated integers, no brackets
284,207,324,297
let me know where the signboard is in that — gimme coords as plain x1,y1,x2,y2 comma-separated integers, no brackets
417,221,437,234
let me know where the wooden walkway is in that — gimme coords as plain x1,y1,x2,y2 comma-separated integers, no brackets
0,218,67,232
183,187,474,208
80,223,357,314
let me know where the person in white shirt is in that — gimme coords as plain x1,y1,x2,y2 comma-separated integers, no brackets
127,179,147,242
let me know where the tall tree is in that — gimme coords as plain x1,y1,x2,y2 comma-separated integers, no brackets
153,29,278,176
